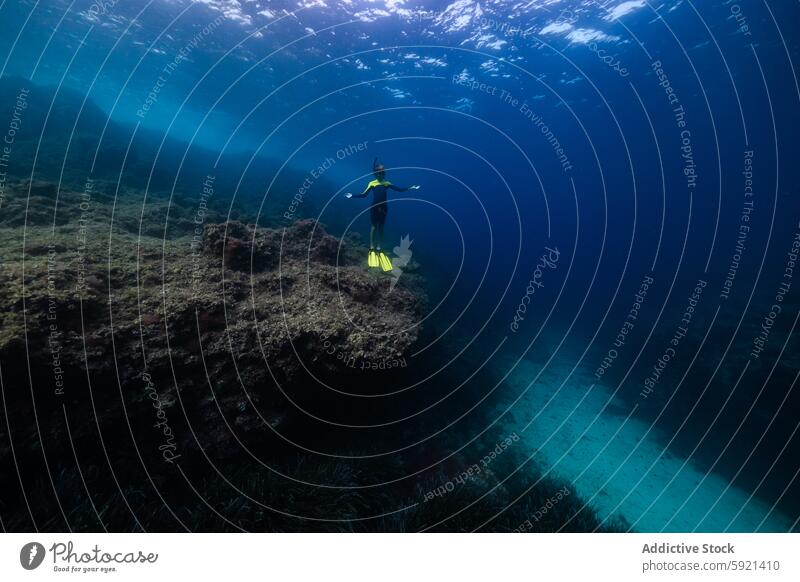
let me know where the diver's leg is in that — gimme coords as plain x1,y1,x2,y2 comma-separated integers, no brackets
376,215,392,271
369,224,376,249
376,207,387,249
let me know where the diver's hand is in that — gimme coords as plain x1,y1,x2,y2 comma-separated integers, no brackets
409,185,420,190
344,192,353,198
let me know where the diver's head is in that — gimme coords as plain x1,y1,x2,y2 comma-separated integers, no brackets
373,157,386,180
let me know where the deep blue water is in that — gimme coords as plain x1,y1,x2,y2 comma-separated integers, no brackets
1,0,799,531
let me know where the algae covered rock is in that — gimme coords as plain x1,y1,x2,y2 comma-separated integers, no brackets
0,180,426,469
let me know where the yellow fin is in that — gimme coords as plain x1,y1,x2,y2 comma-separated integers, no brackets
378,251,393,272
368,250,378,268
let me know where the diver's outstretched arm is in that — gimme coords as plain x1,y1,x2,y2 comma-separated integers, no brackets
345,185,374,199
388,184,420,192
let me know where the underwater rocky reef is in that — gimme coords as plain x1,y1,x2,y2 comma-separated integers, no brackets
0,177,622,531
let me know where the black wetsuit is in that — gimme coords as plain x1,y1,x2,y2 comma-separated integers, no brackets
357,179,409,226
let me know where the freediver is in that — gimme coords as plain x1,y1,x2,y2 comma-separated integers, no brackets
345,158,419,272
